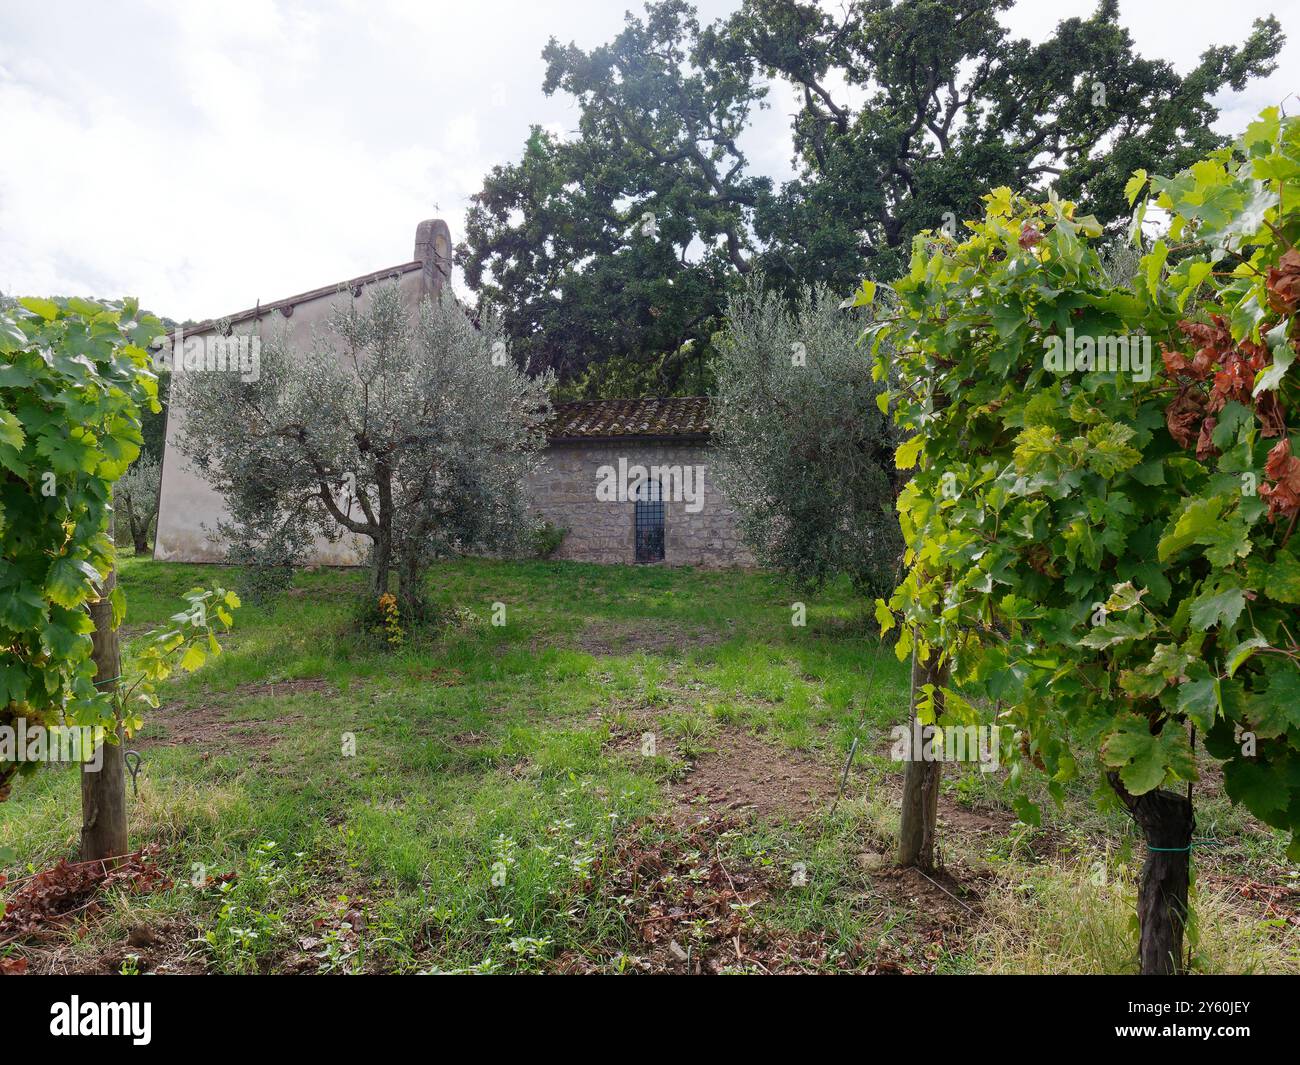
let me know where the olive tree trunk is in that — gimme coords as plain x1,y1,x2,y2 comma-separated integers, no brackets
1108,772,1194,974
371,527,392,598
897,653,949,870
81,555,127,863
370,465,395,599
396,545,431,621
130,514,150,555
120,493,150,554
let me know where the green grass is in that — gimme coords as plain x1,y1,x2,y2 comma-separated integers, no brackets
1,557,1296,974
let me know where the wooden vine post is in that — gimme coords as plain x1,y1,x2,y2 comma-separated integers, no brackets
897,653,949,870
80,520,128,864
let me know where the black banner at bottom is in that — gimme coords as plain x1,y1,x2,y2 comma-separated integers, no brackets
0,973,1289,1050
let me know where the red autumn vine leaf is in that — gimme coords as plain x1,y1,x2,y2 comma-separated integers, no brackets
0,846,172,941
1161,312,1291,500
1260,438,1300,520
1163,314,1233,380
1210,342,1269,412
1166,387,1207,449
1266,248,1300,315
1258,391,1287,438
1195,415,1219,461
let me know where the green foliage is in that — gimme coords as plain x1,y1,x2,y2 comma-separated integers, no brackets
726,0,1282,291
529,520,568,560
0,297,237,799
176,286,554,614
460,0,760,392
0,297,161,796
871,108,1300,855
126,585,240,722
201,839,295,974
549,349,714,402
461,0,1282,393
116,451,161,552
713,275,901,596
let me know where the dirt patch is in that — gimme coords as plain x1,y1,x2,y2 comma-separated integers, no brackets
865,856,988,928
139,678,330,753
850,835,993,971
603,710,845,823
664,728,841,823
1198,871,1300,928
573,618,724,656
0,847,184,974
937,795,1018,837
554,816,839,974
554,814,972,975
226,678,334,700
551,809,992,974
19,919,206,976
141,705,303,752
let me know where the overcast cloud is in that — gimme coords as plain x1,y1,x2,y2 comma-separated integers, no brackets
1,0,1296,320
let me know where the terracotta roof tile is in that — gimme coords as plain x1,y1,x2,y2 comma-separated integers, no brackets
546,397,712,441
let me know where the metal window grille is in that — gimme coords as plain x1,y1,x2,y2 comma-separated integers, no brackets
634,478,665,563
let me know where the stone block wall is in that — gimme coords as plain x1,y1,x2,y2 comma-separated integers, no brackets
527,441,754,567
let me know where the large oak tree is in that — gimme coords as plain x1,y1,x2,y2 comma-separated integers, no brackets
460,0,1282,394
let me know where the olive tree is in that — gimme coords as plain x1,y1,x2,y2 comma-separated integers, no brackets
116,453,160,554
712,276,902,597
178,286,553,614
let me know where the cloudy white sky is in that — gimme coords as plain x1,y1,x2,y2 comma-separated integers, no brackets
1,0,1296,320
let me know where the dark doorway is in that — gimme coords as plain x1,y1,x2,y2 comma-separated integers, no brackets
634,478,665,563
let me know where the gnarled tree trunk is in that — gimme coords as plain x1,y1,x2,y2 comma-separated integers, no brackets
1108,771,1194,975
371,465,394,599
120,491,150,554
397,550,423,620
371,527,392,598
897,652,948,870
130,511,151,554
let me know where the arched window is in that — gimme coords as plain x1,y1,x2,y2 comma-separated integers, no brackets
634,477,665,563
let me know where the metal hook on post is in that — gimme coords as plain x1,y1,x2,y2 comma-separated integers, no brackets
124,749,143,797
